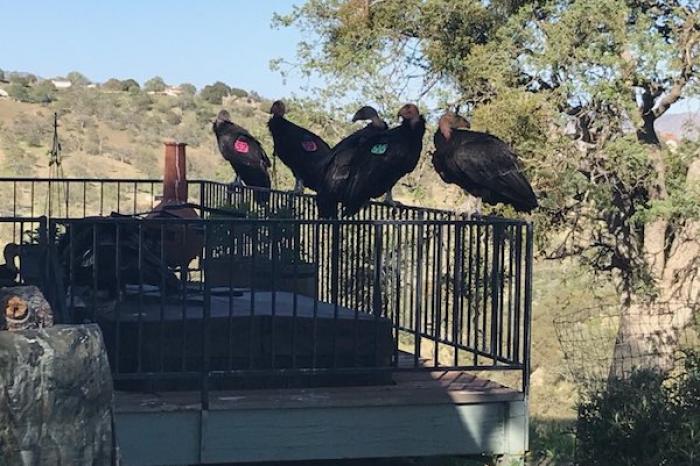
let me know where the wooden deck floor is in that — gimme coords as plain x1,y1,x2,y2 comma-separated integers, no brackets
115,370,522,414
113,358,527,465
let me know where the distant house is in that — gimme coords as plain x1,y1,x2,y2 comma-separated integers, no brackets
164,86,183,97
148,85,184,97
51,79,72,89
87,83,97,89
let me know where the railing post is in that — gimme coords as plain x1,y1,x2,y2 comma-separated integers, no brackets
452,223,463,367
372,224,383,366
201,222,211,410
413,216,425,367
330,222,340,306
490,223,503,361
199,181,206,219
523,223,534,394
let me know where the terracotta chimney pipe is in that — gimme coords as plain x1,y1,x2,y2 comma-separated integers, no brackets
163,142,187,203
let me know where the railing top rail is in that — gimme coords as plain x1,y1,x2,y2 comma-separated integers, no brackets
0,177,164,183
0,217,46,222
0,177,529,225
45,216,529,227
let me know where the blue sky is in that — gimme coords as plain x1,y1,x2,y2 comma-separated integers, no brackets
0,1,696,114
0,1,304,99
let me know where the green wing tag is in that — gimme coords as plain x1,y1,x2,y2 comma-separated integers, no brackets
371,143,388,155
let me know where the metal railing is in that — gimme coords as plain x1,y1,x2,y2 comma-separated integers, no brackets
0,178,458,221
0,179,533,404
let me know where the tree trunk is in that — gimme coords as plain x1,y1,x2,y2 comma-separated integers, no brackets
609,157,700,379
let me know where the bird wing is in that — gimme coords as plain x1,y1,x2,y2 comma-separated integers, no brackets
342,123,423,208
322,123,388,192
214,122,271,188
267,116,331,190
448,130,537,211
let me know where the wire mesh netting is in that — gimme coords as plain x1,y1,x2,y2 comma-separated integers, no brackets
554,302,700,390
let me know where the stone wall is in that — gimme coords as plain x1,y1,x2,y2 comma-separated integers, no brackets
0,324,114,465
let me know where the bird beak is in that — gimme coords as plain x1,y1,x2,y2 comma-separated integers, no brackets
351,111,366,122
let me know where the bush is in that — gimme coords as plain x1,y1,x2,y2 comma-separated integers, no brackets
102,78,125,91
66,71,90,86
179,83,196,96
29,80,57,103
122,79,141,92
7,83,30,102
144,76,167,93
230,87,249,98
200,81,231,104
576,350,700,466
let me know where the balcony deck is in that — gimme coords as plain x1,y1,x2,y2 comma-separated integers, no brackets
114,363,527,465
0,178,532,465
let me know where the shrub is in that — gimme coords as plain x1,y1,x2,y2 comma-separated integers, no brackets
144,76,167,93
66,71,90,86
29,80,57,103
7,83,30,102
122,79,141,92
576,350,700,466
200,81,231,104
102,78,125,91
179,83,196,96
229,87,249,98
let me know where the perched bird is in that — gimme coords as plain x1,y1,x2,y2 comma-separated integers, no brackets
335,103,426,217
267,100,332,193
212,110,271,202
432,112,538,214
317,106,388,218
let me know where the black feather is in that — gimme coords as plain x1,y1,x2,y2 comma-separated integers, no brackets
267,114,331,192
432,128,538,212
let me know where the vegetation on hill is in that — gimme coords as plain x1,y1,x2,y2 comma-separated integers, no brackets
0,75,358,191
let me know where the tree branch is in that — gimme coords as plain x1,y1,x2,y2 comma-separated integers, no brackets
653,21,699,118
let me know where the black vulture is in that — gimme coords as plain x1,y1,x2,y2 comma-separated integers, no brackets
212,110,271,203
267,100,332,193
335,104,426,217
432,112,538,214
316,106,388,218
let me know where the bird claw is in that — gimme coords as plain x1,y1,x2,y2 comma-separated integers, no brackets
292,179,305,194
230,177,244,189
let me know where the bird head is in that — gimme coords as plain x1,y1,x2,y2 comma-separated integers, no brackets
270,100,286,116
216,109,231,123
438,111,471,140
212,110,231,133
397,104,421,126
352,106,379,122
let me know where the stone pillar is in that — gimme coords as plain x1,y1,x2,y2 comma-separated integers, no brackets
0,324,115,465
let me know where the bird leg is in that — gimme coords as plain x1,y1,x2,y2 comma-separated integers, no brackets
293,178,305,194
460,192,483,219
383,190,397,206
472,197,483,219
231,176,243,188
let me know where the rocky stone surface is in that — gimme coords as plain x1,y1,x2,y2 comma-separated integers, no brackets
0,324,114,465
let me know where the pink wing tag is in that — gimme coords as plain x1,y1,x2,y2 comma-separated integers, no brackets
301,140,318,152
234,138,250,153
